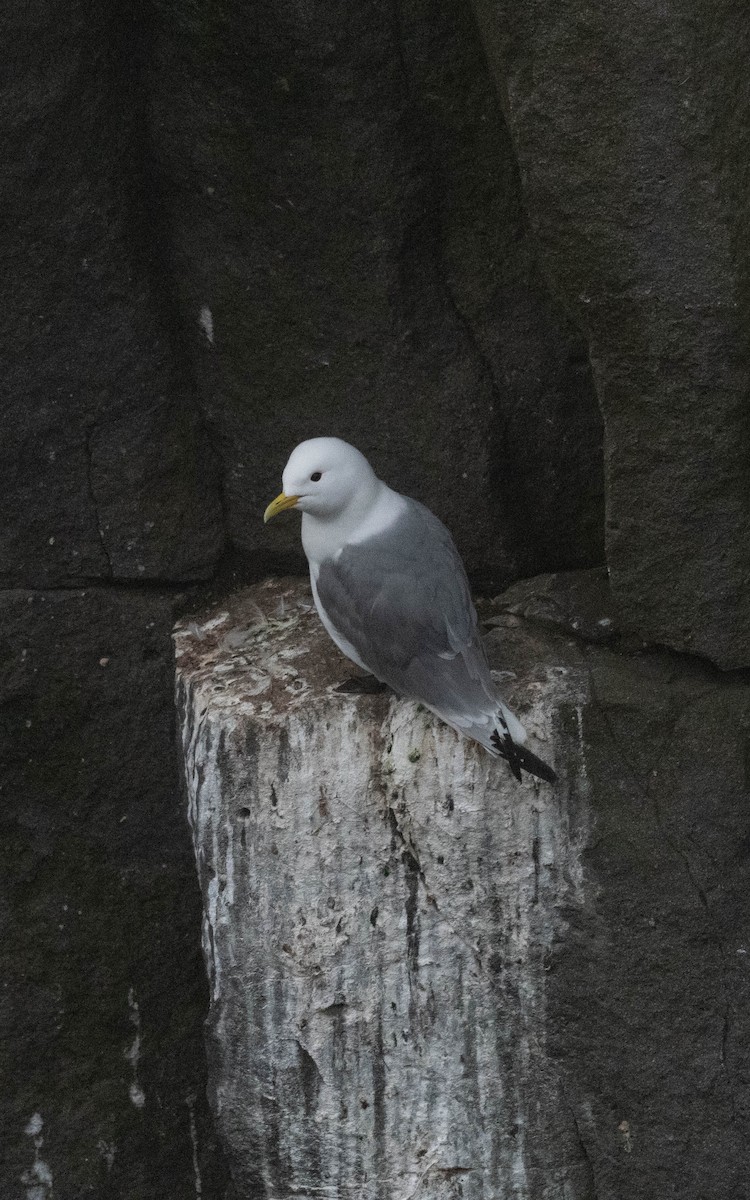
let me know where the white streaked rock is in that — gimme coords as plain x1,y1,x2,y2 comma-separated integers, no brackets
175,578,592,1199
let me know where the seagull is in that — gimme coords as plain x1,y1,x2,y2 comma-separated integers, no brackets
264,437,556,783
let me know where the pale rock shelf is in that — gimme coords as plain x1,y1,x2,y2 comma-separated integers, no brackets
174,578,595,1199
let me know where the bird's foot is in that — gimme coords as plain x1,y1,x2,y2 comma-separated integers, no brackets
335,675,389,695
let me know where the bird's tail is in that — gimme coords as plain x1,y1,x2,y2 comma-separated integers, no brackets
490,723,556,784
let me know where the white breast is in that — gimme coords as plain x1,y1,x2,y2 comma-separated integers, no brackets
302,484,406,676
301,484,407,566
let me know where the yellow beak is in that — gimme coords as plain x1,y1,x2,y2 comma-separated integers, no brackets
263,492,301,524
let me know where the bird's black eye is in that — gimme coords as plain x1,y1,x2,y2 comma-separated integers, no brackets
310,471,322,482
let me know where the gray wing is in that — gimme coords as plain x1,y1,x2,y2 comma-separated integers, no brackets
315,498,499,728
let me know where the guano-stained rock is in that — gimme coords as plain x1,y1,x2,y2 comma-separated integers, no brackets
176,576,750,1199
175,578,593,1198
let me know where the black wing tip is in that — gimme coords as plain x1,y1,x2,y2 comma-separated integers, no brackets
490,728,556,785
517,747,558,784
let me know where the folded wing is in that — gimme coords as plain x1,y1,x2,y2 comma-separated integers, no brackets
315,498,503,736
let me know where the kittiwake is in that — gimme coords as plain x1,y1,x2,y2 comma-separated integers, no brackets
264,437,556,784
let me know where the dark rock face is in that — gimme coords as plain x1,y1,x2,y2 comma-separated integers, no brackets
0,589,227,1198
2,12,228,1185
149,0,604,587
489,567,618,645
472,0,750,666
551,652,750,1199
491,578,750,1197
3,0,749,1195
1,2,225,588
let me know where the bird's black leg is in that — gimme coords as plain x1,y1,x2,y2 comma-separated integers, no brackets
335,675,390,695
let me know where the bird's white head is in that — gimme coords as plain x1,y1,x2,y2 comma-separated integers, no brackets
264,437,379,524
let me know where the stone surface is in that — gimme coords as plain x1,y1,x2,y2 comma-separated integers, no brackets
549,648,750,1199
0,2,224,586
150,0,604,589
6,4,750,1198
471,0,750,665
176,578,590,1199
176,577,750,1198
0,589,227,1198
1,0,612,596
489,567,618,645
